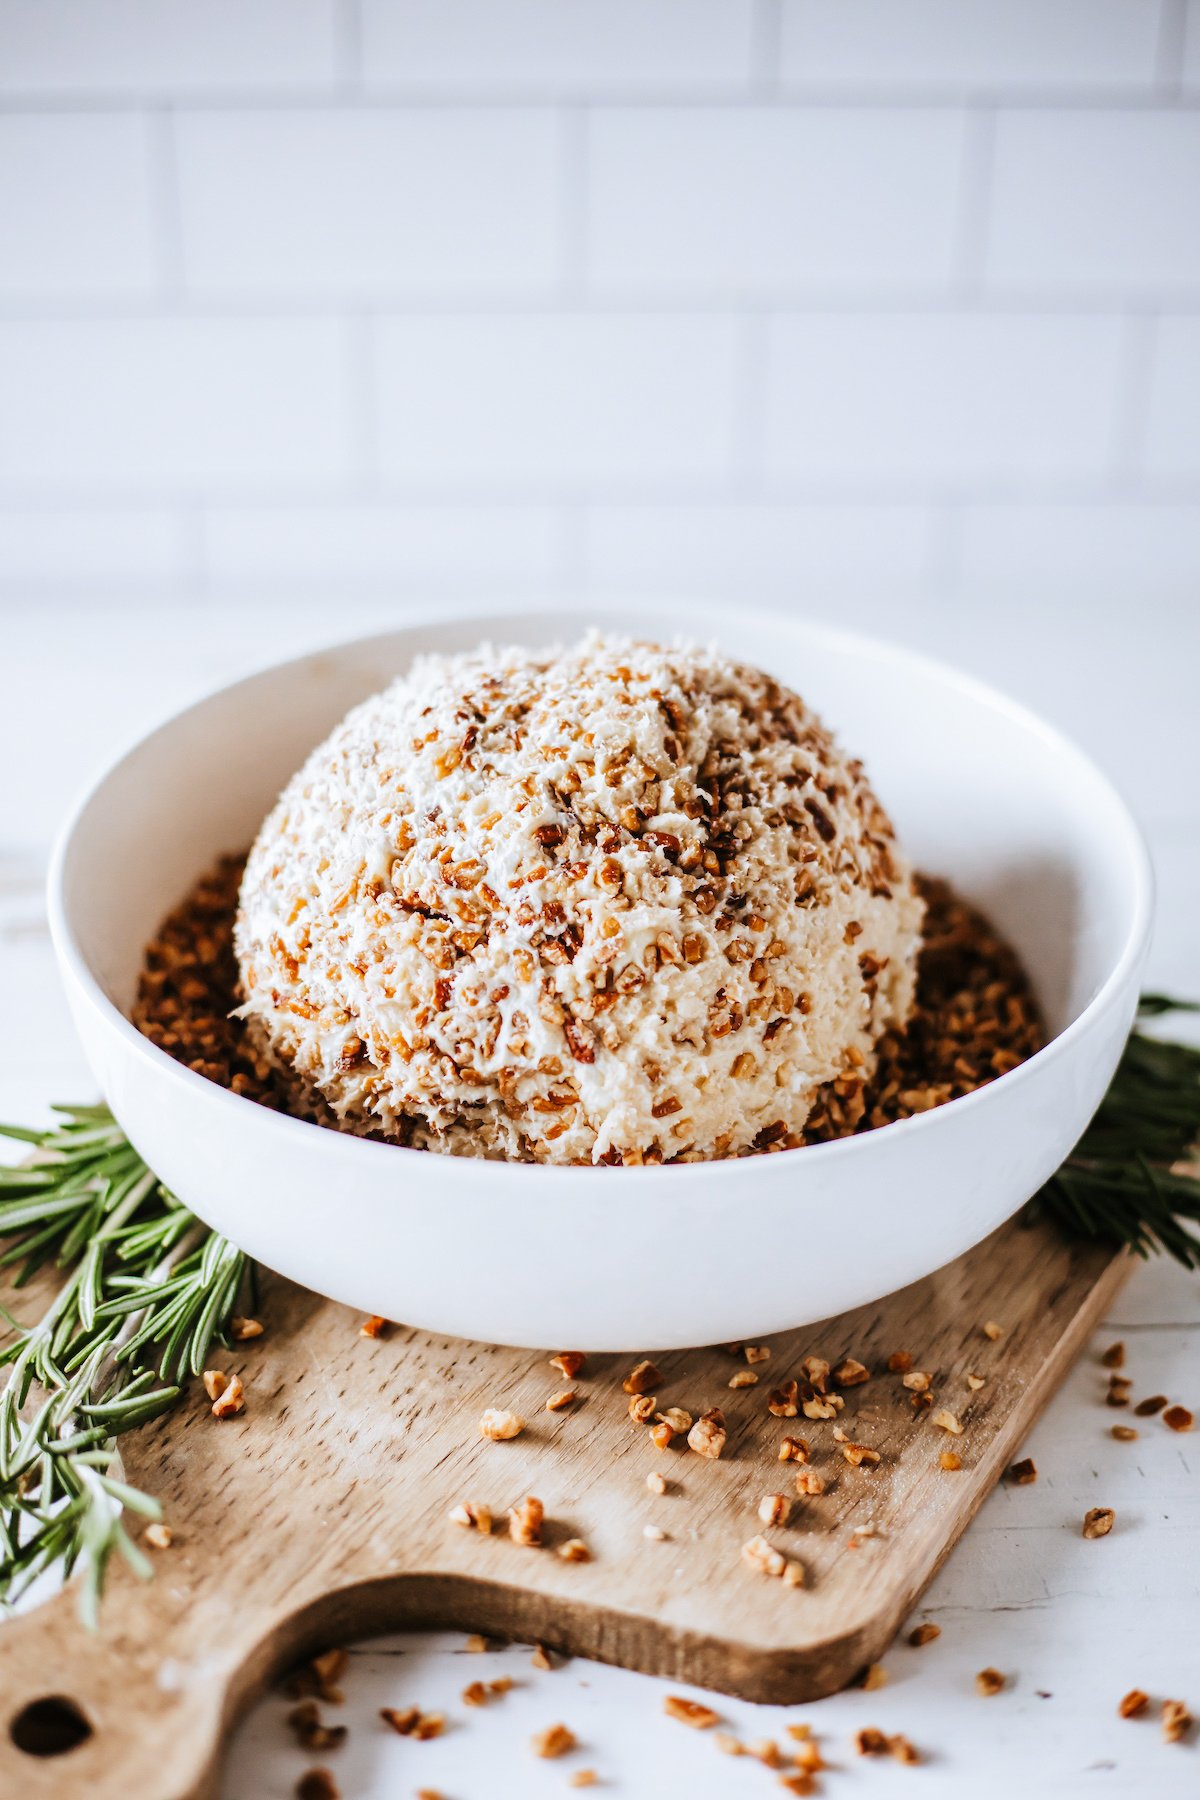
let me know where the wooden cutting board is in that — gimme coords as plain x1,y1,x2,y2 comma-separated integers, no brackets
0,1215,1128,1800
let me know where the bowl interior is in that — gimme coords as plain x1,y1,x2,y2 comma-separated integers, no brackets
60,607,1144,1047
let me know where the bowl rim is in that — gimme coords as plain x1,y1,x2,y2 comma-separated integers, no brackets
47,601,1155,1185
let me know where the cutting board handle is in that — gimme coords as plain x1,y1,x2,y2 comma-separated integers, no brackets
0,1567,584,1800
0,1583,240,1800
0,1566,551,1800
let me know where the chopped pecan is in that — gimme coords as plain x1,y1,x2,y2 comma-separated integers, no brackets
687,1408,727,1459
531,1723,576,1759
778,1436,809,1463
656,1404,692,1434
767,1380,799,1418
509,1494,544,1547
741,1534,786,1579
207,1371,245,1419
480,1407,525,1441
448,1501,493,1534
288,1701,346,1751
296,1773,341,1800
664,1695,719,1729
1162,1699,1193,1743
622,1359,662,1395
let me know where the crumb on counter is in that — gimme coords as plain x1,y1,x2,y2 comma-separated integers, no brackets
531,1722,576,1758
479,1407,525,1442
664,1695,720,1729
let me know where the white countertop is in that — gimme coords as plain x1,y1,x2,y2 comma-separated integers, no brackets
1,595,1197,1798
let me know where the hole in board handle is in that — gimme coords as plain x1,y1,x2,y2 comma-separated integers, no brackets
9,1695,94,1757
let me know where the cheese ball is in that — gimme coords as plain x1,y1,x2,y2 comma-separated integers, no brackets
234,636,924,1163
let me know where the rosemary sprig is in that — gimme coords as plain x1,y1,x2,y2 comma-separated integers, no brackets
1030,999,1200,1267
0,1106,247,1623
1,997,1197,1622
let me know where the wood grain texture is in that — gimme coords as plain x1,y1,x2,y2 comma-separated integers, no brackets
0,1216,1129,1800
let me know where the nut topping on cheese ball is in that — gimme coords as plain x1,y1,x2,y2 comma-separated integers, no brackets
234,636,924,1164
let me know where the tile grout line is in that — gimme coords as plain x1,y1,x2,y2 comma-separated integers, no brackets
1154,0,1190,94
179,505,209,602
749,0,783,98
556,104,590,300
554,502,588,593
924,502,963,595
146,104,185,302
334,0,365,93
345,313,382,494
950,104,995,298
2,477,1200,509
3,88,1199,113
1109,311,1160,485
12,291,1200,322
732,312,772,498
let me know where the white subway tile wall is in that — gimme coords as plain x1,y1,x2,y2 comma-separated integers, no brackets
0,2,343,96
0,318,353,490
764,313,1125,483
1188,0,1200,88
204,504,562,588
0,0,1196,601
778,0,1166,91
585,108,966,291
986,111,1200,289
1143,316,1200,479
375,312,742,486
361,0,759,93
0,114,158,298
174,109,562,296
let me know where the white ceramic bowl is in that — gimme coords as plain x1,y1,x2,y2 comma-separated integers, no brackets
48,607,1152,1350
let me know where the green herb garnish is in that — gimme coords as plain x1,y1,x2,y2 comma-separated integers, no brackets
0,1106,247,1622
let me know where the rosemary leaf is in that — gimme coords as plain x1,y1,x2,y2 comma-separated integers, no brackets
0,1108,246,1620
